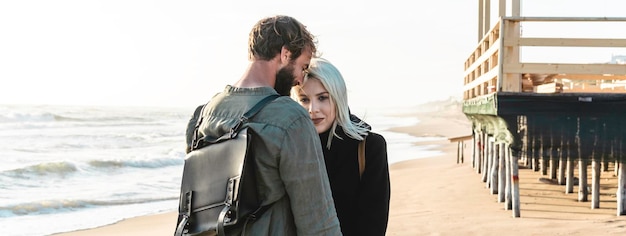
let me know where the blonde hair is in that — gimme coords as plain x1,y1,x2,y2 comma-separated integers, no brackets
292,58,369,149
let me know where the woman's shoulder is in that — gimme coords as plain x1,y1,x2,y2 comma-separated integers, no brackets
364,131,387,154
366,131,386,144
363,132,389,167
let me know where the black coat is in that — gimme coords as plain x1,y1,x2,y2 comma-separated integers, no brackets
319,122,390,236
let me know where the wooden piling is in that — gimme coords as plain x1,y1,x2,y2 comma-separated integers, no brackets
511,150,521,217
505,144,512,210
615,161,626,216
591,160,601,209
498,143,506,202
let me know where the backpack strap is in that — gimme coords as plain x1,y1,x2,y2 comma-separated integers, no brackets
174,191,193,236
358,138,366,179
190,105,207,152
191,94,280,150
228,94,280,138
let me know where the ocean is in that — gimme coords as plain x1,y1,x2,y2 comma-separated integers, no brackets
0,104,445,236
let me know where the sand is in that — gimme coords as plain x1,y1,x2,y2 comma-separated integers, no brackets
53,103,626,236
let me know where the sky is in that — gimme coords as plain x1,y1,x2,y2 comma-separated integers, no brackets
1,0,625,109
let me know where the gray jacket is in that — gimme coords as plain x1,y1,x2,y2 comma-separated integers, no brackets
198,85,342,236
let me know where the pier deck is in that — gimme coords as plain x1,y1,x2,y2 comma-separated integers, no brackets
462,0,626,217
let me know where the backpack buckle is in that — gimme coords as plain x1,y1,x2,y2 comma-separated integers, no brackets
230,117,247,138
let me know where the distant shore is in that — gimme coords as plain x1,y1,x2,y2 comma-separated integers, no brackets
53,105,626,236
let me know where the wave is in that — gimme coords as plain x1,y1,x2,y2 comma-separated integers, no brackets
2,157,183,178
2,161,78,177
0,112,58,123
0,197,178,218
53,114,85,122
0,111,151,124
0,105,174,125
88,157,182,169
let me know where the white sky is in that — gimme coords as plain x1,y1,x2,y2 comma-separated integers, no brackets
1,0,625,109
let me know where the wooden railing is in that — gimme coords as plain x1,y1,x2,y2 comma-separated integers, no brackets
463,17,626,100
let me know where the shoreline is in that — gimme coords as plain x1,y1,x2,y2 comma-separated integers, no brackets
52,107,626,235
51,211,178,236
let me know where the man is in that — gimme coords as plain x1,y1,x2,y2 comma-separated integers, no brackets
194,15,342,235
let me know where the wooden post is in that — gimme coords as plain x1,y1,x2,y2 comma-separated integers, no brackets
490,141,499,194
618,161,626,216
591,160,601,209
578,118,590,202
477,132,484,174
498,143,506,202
558,125,566,185
540,134,548,175
472,132,480,172
549,151,557,179
505,144,512,210
615,137,621,177
526,128,533,168
618,127,625,216
511,0,520,17
484,137,492,185
472,132,477,168
478,0,484,42
511,149,521,217
578,159,589,202
557,148,567,185
532,125,541,172
558,156,566,184
549,126,558,180
618,136,623,177
520,116,529,167
566,118,577,194
480,0,490,42
482,135,490,183
617,160,621,178
459,141,465,163
526,132,532,168
600,122,609,173
457,141,461,163
566,159,575,194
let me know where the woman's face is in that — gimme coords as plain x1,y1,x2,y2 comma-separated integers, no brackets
294,78,336,134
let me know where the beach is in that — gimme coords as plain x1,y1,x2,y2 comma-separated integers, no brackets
53,103,626,235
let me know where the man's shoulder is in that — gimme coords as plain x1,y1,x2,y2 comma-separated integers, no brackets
263,96,309,118
250,96,311,129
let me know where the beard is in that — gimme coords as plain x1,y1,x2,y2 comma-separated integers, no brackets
274,64,296,96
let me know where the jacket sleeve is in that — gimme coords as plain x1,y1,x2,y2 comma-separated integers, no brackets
357,133,390,236
278,116,342,236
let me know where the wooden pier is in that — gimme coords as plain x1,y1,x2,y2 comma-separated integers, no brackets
463,0,626,217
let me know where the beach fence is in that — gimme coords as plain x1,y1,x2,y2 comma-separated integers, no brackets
460,0,626,218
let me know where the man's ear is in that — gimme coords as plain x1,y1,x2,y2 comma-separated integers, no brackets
280,46,291,64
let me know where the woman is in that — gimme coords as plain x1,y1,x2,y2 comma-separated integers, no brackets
291,58,390,236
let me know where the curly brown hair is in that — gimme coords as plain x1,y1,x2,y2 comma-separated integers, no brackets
248,15,317,61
